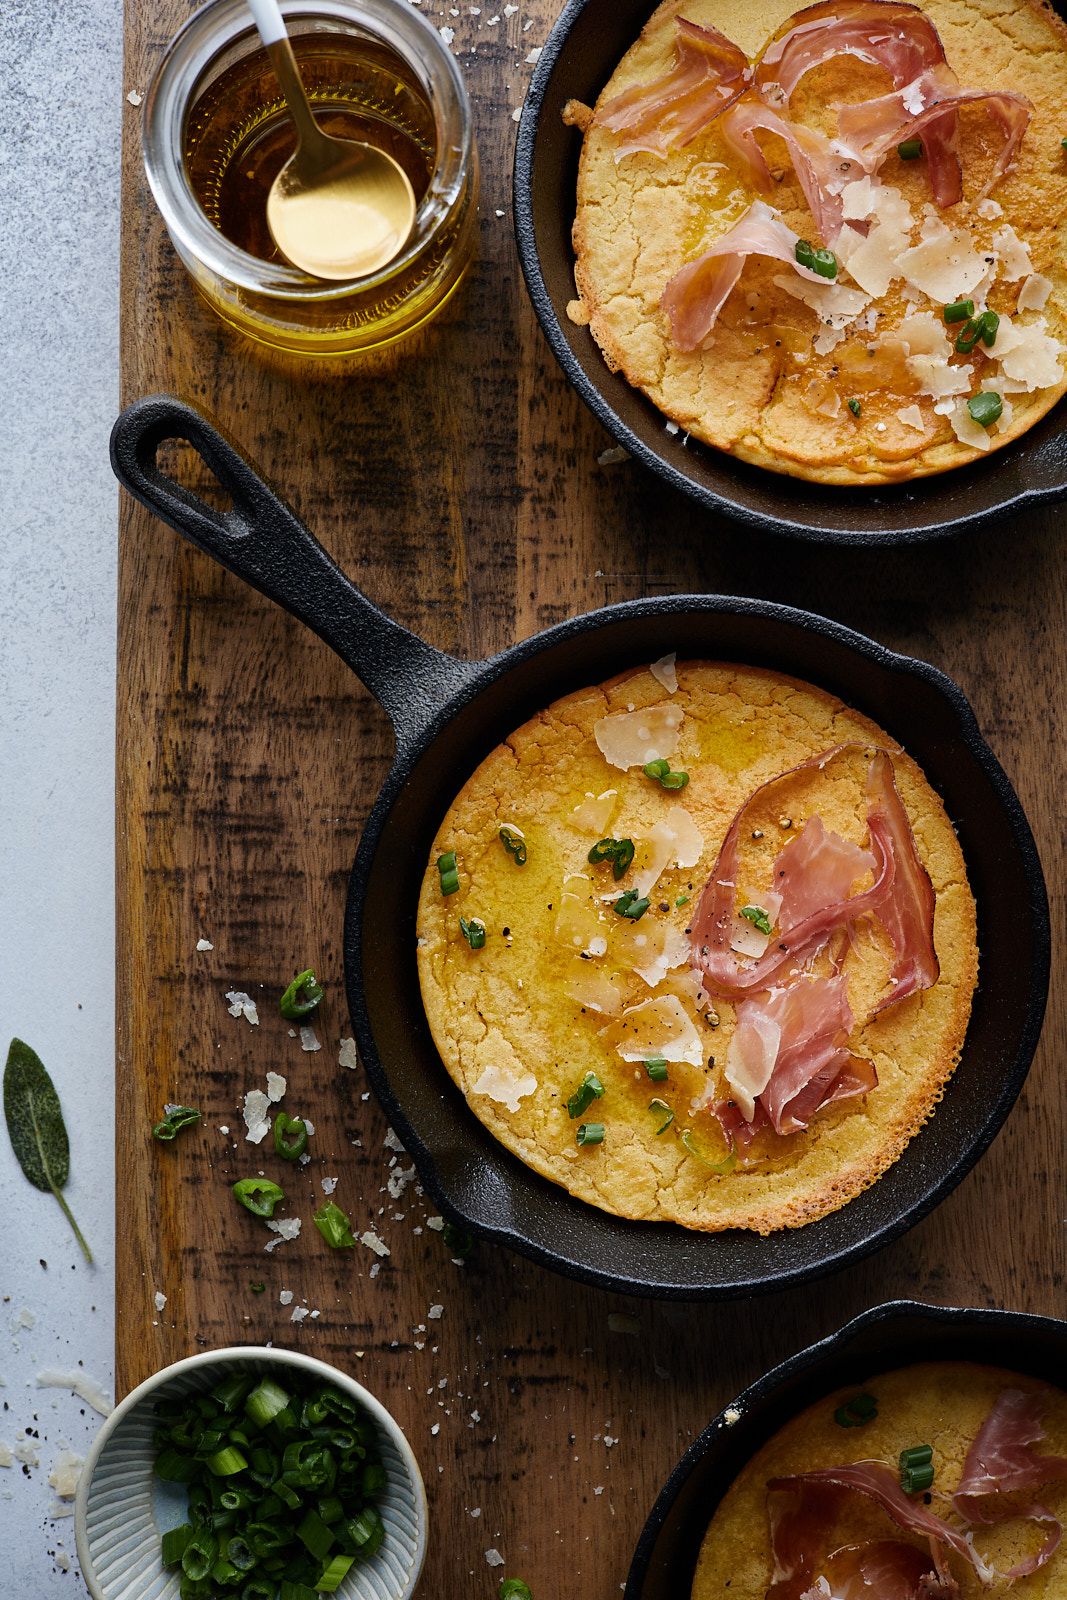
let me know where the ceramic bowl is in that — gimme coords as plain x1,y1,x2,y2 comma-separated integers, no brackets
74,1346,427,1600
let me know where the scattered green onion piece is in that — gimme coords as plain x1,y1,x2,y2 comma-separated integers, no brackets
273,1111,308,1161
362,1463,388,1497
212,1374,256,1412
270,1477,302,1510
643,758,689,789
897,137,922,159
980,309,1000,346
316,1554,356,1591
834,1392,878,1427
442,1222,473,1257
661,770,690,789
795,239,816,270
155,1446,202,1483
233,1177,285,1218
613,889,651,920
245,1377,291,1430
576,1122,605,1146
740,904,773,936
676,894,689,907
437,850,460,895
314,1199,356,1249
240,1581,275,1600
899,1444,934,1468
1063,136,1067,149
280,1584,319,1600
944,297,974,324
181,1531,219,1582
226,1535,257,1571
211,1555,240,1584
812,247,838,278
499,825,527,865
220,1488,255,1513
680,1128,737,1173
344,1506,384,1557
644,1057,668,1083
588,836,636,880
153,1105,201,1141
162,1524,195,1565
567,1072,605,1119
279,968,323,1020
901,1460,935,1493
501,1583,534,1600
847,398,861,417
251,1282,265,1292
967,391,1003,426
205,1445,248,1477
649,1099,674,1135
297,1508,336,1561
459,915,486,949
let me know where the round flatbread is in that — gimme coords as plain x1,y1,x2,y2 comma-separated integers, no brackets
570,0,1067,483
693,1362,1067,1597
415,660,978,1234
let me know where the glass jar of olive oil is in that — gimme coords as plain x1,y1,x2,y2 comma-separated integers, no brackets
143,0,478,355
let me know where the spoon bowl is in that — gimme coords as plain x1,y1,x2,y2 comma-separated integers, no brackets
250,1,416,279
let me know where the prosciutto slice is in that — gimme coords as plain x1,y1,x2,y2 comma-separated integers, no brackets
595,19,750,159
755,0,952,106
801,1540,954,1599
718,95,857,241
950,1388,1067,1579
689,745,937,1003
837,76,1032,206
660,200,828,350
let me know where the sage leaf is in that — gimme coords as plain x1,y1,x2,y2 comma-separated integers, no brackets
4,1038,92,1263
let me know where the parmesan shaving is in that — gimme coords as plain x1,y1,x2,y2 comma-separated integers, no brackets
264,1217,302,1251
594,703,683,769
633,807,704,898
226,991,260,1026
992,224,1033,281
243,1089,271,1143
47,1450,84,1499
650,653,678,693
604,994,704,1066
896,405,925,431
360,1231,390,1257
897,222,987,302
1018,274,1053,313
563,957,622,1015
554,888,607,953
568,790,618,834
470,1030,538,1111
725,1009,781,1121
772,273,869,327
993,317,1065,389
266,1072,286,1102
949,399,992,451
35,1370,113,1417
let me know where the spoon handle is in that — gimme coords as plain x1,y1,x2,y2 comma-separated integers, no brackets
244,0,332,157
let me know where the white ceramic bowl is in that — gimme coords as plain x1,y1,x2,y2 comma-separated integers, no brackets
74,1347,427,1600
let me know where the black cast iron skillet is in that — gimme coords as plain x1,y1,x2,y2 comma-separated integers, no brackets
111,394,1050,1299
626,1299,1067,1598
513,0,1067,544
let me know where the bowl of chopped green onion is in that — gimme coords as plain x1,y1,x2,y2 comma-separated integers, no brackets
74,1347,427,1600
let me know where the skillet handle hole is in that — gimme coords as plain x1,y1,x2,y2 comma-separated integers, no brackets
154,438,234,517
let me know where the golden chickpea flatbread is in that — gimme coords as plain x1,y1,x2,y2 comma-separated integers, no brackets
415,660,978,1234
693,1362,1067,1596
569,0,1067,484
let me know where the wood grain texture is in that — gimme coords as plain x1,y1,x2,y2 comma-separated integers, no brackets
119,3,1067,1596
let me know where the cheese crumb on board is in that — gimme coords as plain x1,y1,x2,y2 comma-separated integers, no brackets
196,938,213,951
299,1026,321,1052
226,991,260,1025
338,1038,358,1070
266,1072,286,1102
360,1231,391,1257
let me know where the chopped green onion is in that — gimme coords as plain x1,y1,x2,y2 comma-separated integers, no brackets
153,1105,201,1141
205,1445,248,1477
643,757,689,789
834,1392,878,1427
1062,136,1067,150
680,1128,736,1173
297,1508,336,1561
675,894,689,907
459,915,486,949
280,1584,319,1600
273,1111,308,1161
588,837,635,880
740,904,773,935
847,398,861,417
499,825,527,865
576,1122,604,1146
212,1373,256,1411
155,1446,203,1483
955,310,999,355
279,968,323,1020
967,391,1003,426
437,850,460,895
900,1445,935,1494
442,1221,473,1257
313,1199,356,1249
245,1378,290,1430
501,1583,534,1600
181,1530,219,1581
900,1444,934,1467
795,239,837,278
568,1072,605,1119
644,1057,668,1083
649,1099,674,1135
239,1580,274,1600
944,298,974,323
897,137,922,159
341,1505,385,1558
232,1178,285,1218
613,889,650,920
979,309,999,346
250,1282,265,1293
162,1524,195,1565
316,1553,356,1591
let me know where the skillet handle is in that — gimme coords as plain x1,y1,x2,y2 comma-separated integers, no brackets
110,394,476,747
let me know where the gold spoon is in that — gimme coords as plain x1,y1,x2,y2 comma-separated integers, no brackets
246,0,416,280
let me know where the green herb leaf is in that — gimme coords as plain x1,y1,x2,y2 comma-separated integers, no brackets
4,1038,92,1262
847,398,861,417
588,837,636,880
313,1199,356,1249
740,904,773,936
680,1128,737,1173
459,915,486,949
279,968,323,1020
499,826,527,865
567,1072,605,1119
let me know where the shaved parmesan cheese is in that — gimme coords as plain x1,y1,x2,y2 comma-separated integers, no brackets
662,966,711,1010
594,703,683,769
606,994,704,1066
48,1451,84,1499
569,789,618,834
976,198,1003,220
632,808,704,898
264,1217,302,1251
226,991,259,1025
730,892,782,957
949,399,992,452
360,1230,390,1256
650,652,678,693
992,224,1033,281
266,1072,286,1102
772,273,869,328
841,226,903,299
666,807,704,868
554,888,607,953
338,1038,358,1070
1018,274,1053,313
470,1032,538,1111
563,957,622,1015
840,176,875,221
897,223,987,302
299,1026,321,1052
896,405,925,431
36,1370,113,1417
993,317,1065,389
613,920,688,987
243,1090,271,1143
0,1442,12,1467
725,1011,781,1123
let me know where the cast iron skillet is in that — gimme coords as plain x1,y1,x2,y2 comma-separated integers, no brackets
110,394,1049,1299
626,1299,1067,1598
512,0,1067,544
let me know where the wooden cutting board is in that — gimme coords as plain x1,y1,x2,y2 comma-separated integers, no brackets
118,3,1067,1595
